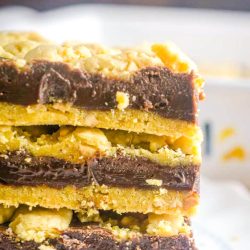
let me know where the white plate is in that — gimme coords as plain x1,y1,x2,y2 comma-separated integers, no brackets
193,222,232,250
194,177,250,250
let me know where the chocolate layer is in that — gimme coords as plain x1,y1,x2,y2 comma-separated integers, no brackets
0,232,39,250
0,60,198,122
0,152,199,191
50,226,196,250
0,227,196,250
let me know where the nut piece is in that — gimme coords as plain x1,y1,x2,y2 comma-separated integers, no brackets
39,245,56,250
77,208,102,223
25,45,61,62
9,206,72,243
146,214,189,236
146,179,163,187
74,127,111,151
116,91,130,110
0,204,16,224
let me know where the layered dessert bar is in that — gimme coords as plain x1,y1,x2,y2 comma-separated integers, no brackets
0,32,204,249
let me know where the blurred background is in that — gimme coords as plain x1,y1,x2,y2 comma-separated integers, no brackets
0,1,250,249
1,0,250,11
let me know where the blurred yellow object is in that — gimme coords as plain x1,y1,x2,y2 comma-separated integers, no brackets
219,127,235,141
222,146,246,162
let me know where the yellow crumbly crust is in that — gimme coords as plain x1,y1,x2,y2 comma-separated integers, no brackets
84,213,191,241
0,32,203,91
0,125,201,166
0,102,202,138
0,185,198,217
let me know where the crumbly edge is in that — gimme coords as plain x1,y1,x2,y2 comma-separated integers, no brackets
0,32,204,92
0,184,198,217
0,123,201,166
0,204,191,243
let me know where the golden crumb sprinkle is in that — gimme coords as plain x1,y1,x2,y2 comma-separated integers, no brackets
0,32,203,91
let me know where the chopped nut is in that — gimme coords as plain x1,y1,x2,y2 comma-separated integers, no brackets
25,45,61,62
146,214,189,236
159,188,168,195
39,245,56,250
24,157,32,163
9,206,72,243
77,208,102,223
74,127,110,150
116,91,130,110
146,179,163,187
0,154,8,160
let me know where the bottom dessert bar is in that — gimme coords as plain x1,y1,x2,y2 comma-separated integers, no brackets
0,205,196,250
0,226,196,250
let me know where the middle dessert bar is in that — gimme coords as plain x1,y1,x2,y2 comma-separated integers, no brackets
0,126,200,188
0,126,199,216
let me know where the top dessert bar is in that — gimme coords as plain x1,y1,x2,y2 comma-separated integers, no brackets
0,32,204,137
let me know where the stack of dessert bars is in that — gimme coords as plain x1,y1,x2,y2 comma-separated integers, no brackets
0,32,204,250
